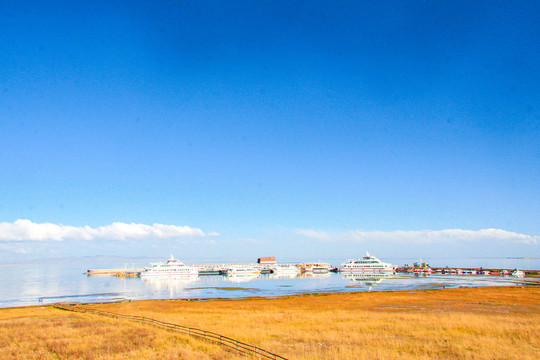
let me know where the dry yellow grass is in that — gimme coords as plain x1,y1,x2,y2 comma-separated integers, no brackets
0,306,244,360
1,286,539,359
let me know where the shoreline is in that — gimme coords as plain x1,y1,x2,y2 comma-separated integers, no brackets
2,265,539,309
2,282,538,311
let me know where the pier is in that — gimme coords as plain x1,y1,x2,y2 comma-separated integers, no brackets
396,267,540,276
86,268,144,277
86,262,316,277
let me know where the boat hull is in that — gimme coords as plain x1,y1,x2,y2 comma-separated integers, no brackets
340,268,394,273
140,269,198,277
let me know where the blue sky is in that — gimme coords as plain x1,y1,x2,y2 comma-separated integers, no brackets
0,1,538,263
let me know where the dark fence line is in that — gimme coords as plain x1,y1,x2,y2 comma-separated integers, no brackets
53,304,288,360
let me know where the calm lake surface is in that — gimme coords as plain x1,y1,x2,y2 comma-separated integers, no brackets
1,257,538,308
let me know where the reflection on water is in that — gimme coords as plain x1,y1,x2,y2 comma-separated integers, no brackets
343,272,393,283
226,274,260,283
342,272,394,290
298,272,331,278
0,259,536,308
142,275,199,297
268,273,298,280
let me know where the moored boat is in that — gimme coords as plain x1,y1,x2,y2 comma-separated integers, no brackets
301,262,331,273
225,265,261,276
270,263,300,275
511,269,525,278
140,255,199,277
340,251,395,273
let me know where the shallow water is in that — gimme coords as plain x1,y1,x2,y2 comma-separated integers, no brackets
0,257,535,308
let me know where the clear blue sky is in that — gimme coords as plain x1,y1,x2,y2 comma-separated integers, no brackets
0,1,538,263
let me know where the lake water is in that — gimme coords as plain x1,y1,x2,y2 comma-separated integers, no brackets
1,257,537,308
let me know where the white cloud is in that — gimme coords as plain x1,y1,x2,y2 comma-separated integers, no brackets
0,219,219,242
296,228,539,245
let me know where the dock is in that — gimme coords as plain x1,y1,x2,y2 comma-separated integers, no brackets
396,267,539,276
86,268,144,277
86,262,299,277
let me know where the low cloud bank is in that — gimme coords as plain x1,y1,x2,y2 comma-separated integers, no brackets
0,219,219,242
296,228,538,245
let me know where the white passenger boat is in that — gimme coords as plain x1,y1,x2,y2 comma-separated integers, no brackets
300,262,331,273
340,251,395,273
140,255,199,277
270,264,300,275
225,265,261,276
512,269,525,278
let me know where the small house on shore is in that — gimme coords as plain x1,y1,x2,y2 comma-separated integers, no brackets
257,256,276,264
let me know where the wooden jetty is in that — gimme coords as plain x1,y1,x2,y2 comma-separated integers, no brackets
86,268,144,277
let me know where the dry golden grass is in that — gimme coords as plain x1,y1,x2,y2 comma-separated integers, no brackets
2,287,539,359
0,306,245,360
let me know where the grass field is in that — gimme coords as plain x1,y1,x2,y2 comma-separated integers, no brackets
1,286,539,359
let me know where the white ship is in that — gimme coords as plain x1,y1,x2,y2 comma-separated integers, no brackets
300,262,331,273
140,255,199,277
270,264,300,275
225,265,261,276
340,251,395,273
